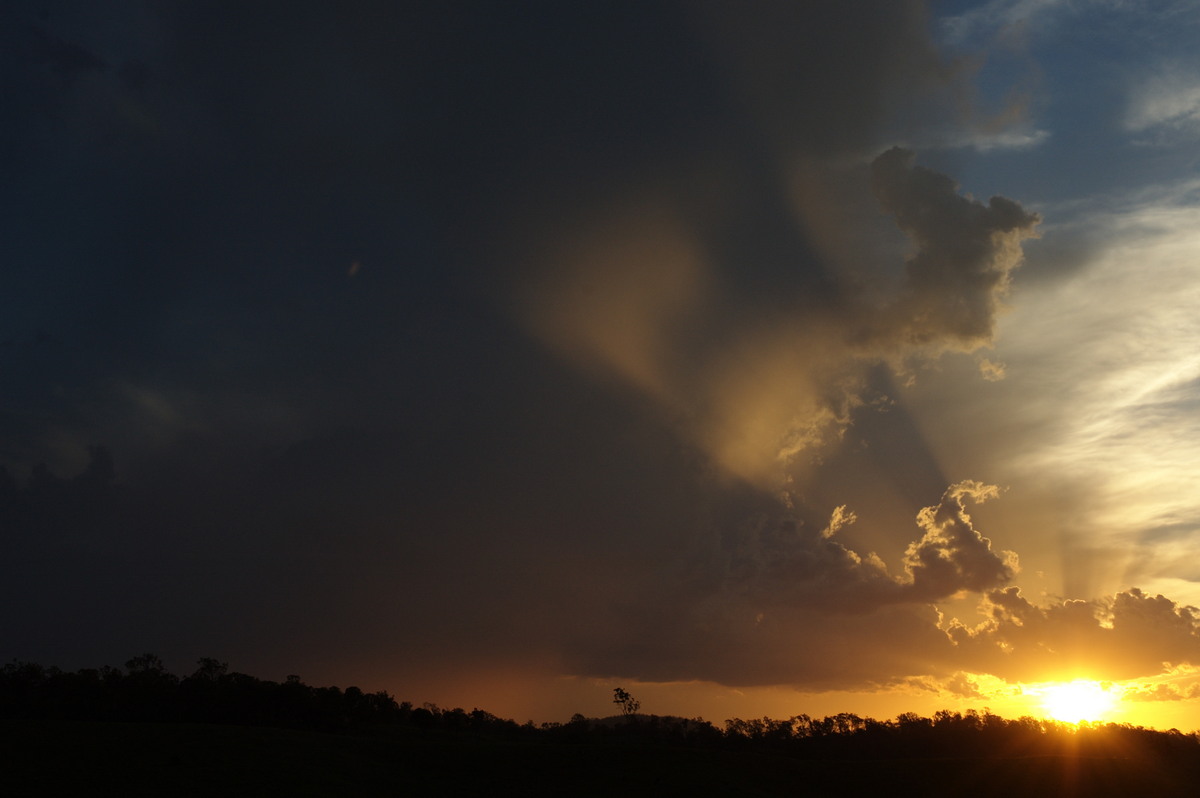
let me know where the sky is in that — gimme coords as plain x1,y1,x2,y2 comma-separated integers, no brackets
5,0,1200,729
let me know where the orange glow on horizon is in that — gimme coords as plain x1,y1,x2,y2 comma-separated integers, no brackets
374,668,1200,734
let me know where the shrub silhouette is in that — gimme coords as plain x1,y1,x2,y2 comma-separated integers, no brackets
612,687,641,716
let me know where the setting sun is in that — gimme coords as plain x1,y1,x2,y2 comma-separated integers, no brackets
1038,680,1117,723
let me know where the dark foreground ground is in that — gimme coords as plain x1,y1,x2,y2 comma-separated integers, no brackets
5,718,1200,797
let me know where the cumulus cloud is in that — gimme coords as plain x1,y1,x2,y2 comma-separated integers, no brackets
499,2,1039,491
901,670,990,699
1122,678,1200,703
868,147,1041,352
604,569,1200,689
572,562,1200,690
903,481,1018,600
518,148,1039,488
508,136,1045,690
821,504,857,539
919,189,1200,600
943,671,987,699
561,482,1019,688
947,587,1200,682
553,461,1200,691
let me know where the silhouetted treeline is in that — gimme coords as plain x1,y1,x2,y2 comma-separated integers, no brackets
1,655,410,733
5,655,1200,767
720,708,1200,762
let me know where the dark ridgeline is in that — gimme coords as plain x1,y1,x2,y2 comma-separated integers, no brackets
3,661,1200,796
0,655,406,732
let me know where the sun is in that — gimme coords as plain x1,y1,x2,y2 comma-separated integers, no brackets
1038,680,1116,723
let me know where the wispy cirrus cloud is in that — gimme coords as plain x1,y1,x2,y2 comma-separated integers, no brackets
1126,65,1200,138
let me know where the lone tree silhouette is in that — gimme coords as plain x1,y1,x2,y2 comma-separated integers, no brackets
612,687,640,716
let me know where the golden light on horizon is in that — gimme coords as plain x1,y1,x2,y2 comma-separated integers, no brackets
1036,680,1117,724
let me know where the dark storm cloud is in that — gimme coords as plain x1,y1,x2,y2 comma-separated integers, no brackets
29,26,107,76
684,0,945,156
553,480,1017,688
517,143,1039,485
722,480,1016,614
0,0,1095,700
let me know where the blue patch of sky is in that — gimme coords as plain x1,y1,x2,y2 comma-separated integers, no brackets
929,1,1200,209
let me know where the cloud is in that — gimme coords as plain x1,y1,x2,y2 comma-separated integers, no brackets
566,541,1200,691
517,148,1039,488
685,0,947,157
507,140,1042,692
550,469,1200,691
978,357,1006,381
559,482,1018,688
943,671,987,699
899,670,990,699
30,0,1198,712
938,0,1067,47
926,126,1050,153
902,481,1018,600
868,147,1041,353
1126,66,1200,135
1121,676,1200,703
947,587,1200,682
927,188,1200,598
821,505,857,539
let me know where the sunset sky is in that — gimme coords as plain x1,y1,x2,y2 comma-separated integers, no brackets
6,0,1200,730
